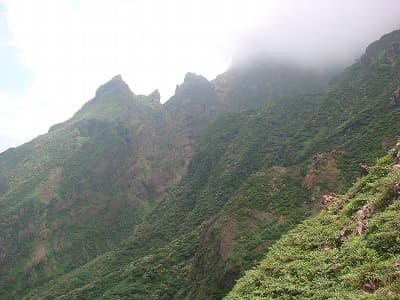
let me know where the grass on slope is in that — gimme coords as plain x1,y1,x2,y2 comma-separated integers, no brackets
226,144,400,299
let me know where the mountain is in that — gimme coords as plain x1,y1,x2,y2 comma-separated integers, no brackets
0,58,331,298
0,29,399,299
0,74,189,297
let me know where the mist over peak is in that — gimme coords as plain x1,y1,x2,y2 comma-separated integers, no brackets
231,0,400,69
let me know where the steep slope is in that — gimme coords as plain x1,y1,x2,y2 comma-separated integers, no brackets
226,143,400,299
22,30,400,300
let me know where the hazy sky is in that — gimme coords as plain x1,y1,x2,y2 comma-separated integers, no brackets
0,0,399,153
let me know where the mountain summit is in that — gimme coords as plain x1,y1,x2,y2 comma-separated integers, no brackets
95,74,134,97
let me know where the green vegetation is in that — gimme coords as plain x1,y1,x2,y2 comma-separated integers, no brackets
0,77,189,298
226,146,400,299
0,30,399,299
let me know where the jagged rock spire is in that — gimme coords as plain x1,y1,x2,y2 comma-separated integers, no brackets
95,74,134,97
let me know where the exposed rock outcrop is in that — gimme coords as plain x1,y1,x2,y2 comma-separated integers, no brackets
389,87,400,108
337,203,376,247
148,89,161,105
359,163,370,176
95,74,133,98
394,142,400,165
302,153,342,209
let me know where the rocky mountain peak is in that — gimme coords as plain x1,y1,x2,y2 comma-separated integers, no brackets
362,29,400,66
183,72,207,83
95,74,134,98
173,72,213,97
148,89,161,104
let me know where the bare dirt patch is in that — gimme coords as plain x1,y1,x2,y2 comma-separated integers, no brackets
39,167,63,204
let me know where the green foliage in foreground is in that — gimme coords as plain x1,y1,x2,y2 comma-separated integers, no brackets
226,148,400,299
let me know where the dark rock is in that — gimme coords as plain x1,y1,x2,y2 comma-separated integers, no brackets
389,87,400,108
394,142,400,165
362,279,379,293
148,89,161,105
359,163,370,176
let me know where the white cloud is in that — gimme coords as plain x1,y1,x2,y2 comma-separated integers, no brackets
232,0,400,67
0,92,32,151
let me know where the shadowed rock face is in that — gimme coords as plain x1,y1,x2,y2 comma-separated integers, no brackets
147,89,161,105
164,73,222,159
165,72,220,122
389,86,400,107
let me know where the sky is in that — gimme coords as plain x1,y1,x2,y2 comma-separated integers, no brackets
0,0,399,153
